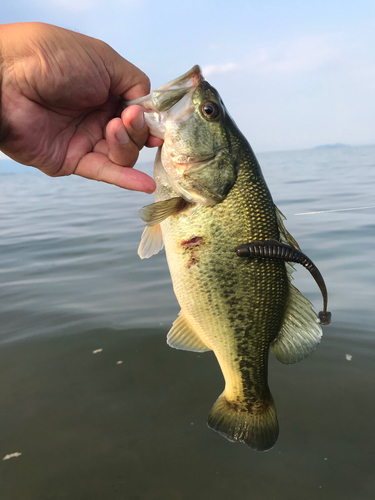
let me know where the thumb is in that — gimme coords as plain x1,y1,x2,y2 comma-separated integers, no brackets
97,42,151,100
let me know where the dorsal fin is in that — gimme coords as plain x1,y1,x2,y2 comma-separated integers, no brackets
274,205,300,250
139,197,187,226
138,224,164,259
167,312,211,352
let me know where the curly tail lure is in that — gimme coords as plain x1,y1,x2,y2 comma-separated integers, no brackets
236,240,332,325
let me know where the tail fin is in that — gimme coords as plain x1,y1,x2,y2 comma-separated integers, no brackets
207,393,279,451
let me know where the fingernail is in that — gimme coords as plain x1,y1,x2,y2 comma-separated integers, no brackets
115,125,129,144
130,112,145,131
144,177,157,193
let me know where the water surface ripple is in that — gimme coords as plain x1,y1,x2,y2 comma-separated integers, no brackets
1,146,374,499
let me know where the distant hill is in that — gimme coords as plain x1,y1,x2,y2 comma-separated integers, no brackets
314,143,351,149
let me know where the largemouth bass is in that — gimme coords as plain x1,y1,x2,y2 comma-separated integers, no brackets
126,66,331,451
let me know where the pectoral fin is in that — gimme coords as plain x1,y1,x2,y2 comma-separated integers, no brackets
138,224,164,259
139,197,187,226
271,283,322,364
167,312,211,352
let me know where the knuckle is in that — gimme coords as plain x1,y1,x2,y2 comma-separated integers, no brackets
110,140,138,167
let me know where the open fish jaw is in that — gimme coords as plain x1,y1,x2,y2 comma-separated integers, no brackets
124,66,203,139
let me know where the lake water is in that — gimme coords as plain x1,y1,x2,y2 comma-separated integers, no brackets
1,145,375,499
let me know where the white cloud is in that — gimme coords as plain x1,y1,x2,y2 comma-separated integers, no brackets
202,62,238,77
249,34,341,75
203,34,341,77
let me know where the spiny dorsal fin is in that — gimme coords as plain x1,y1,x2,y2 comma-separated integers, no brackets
274,205,300,250
271,282,322,364
138,224,164,259
167,312,211,352
139,197,187,226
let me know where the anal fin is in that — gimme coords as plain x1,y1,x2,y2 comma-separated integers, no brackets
167,312,211,352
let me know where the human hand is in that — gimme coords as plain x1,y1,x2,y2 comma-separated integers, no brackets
0,22,162,193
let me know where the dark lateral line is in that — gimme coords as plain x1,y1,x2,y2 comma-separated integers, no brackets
236,240,332,325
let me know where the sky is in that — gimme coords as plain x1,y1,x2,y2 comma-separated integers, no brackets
1,0,375,161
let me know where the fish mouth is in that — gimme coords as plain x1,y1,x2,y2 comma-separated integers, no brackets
124,65,203,111
123,65,203,139
156,65,203,92
170,147,227,172
172,154,217,172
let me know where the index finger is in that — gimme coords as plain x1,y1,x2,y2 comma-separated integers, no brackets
74,150,156,193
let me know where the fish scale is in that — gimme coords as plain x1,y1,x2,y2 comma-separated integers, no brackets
160,150,289,437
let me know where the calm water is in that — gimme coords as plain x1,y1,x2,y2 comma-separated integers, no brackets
1,145,375,499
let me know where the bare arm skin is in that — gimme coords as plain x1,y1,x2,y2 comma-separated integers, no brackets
0,22,162,192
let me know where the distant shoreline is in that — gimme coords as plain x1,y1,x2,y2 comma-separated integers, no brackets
314,143,351,149
1,143,375,173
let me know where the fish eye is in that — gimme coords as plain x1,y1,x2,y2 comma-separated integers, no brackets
201,101,220,119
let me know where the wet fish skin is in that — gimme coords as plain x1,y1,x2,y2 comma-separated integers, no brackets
130,66,322,451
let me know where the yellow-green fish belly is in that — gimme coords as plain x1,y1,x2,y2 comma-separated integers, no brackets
161,180,289,409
